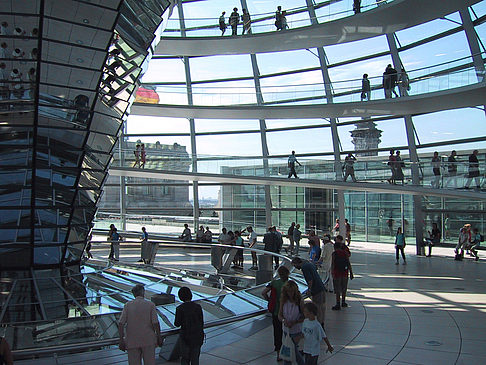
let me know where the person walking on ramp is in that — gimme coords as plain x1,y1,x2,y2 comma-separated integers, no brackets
288,150,302,178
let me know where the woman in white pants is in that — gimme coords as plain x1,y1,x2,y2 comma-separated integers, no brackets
318,235,334,292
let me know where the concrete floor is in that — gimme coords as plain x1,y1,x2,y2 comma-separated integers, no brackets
17,240,486,364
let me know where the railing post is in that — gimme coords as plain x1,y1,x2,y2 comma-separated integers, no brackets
177,1,199,231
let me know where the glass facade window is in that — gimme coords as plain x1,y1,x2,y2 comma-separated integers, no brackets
111,0,486,253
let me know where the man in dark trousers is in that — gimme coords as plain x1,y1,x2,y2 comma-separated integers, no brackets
331,239,354,310
287,222,295,254
291,257,326,328
465,149,481,189
263,226,282,269
175,287,204,365
288,150,302,178
229,8,239,36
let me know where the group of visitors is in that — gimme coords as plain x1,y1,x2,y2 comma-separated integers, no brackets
300,232,354,312
274,6,289,31
108,224,122,261
210,226,258,270
383,64,409,98
360,65,410,101
182,224,214,243
216,227,246,269
132,144,146,168
195,225,213,243
262,233,353,363
454,223,483,261
332,219,352,246
0,22,38,102
387,149,405,185
219,5,291,36
119,284,204,365
217,0,383,38
424,222,483,261
286,222,302,256
219,8,251,36
107,225,159,265
429,149,482,190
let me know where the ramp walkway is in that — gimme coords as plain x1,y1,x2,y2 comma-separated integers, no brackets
131,82,486,119
155,0,480,56
109,167,486,200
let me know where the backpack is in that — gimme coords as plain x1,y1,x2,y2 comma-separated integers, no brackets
334,252,349,271
480,234,484,242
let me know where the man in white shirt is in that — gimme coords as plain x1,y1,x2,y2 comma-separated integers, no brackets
118,284,162,365
318,235,334,292
288,150,302,178
246,226,258,270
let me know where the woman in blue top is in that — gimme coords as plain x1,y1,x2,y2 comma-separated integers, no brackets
395,227,406,265
309,240,321,266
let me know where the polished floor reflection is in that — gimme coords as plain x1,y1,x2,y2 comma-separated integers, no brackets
16,240,486,364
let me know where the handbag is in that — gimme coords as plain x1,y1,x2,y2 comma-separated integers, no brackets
279,331,296,363
267,286,277,313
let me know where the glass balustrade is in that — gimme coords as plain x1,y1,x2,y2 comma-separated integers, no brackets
136,54,486,106
112,148,486,191
1,258,306,352
163,0,391,37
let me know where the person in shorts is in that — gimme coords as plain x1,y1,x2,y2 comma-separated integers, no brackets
296,302,333,365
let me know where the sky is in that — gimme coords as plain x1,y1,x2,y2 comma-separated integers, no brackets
125,0,486,199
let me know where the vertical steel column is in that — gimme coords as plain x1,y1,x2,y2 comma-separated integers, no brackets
31,0,46,266
305,0,345,237
386,33,423,253
459,7,485,82
243,0,272,227
119,124,127,230
250,57,273,227
178,1,199,231
238,0,272,228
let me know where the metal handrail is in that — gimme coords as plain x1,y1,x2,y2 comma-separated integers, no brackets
11,308,269,358
8,243,296,358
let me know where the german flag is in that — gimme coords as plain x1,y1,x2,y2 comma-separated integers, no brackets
135,85,160,104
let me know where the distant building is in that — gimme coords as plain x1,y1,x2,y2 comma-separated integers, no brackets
99,141,192,215
351,118,382,157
